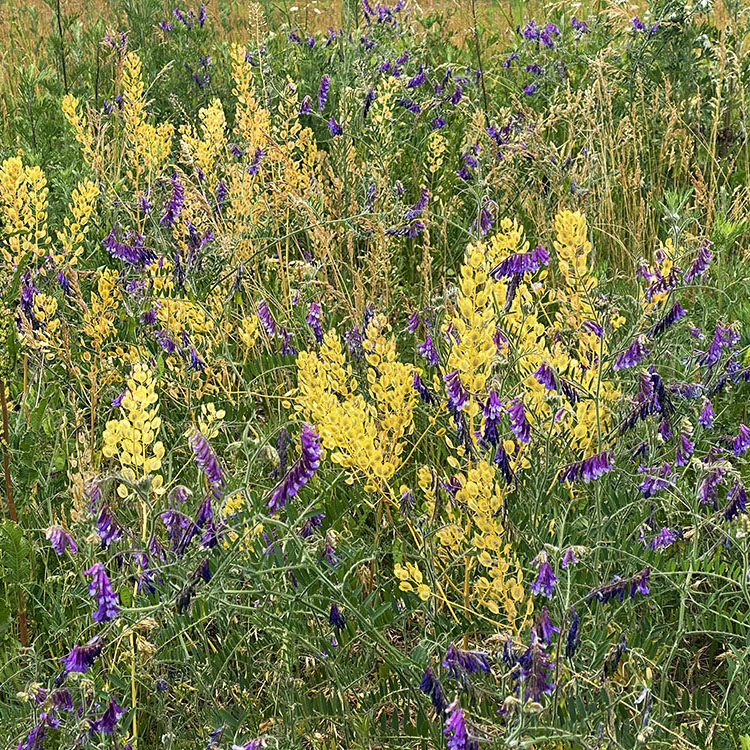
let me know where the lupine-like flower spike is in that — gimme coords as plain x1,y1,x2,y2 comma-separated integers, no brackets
480,390,502,447
674,431,694,466
699,397,715,428
46,525,77,555
85,563,119,622
723,480,748,521
267,424,322,514
329,602,346,632
534,606,560,644
443,699,477,750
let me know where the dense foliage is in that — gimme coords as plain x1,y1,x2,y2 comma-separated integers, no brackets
1,0,750,747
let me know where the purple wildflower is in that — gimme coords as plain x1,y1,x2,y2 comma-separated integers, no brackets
562,547,578,568
674,432,695,467
395,97,420,114
559,450,613,483
490,245,549,279
519,630,555,702
267,424,321,514
645,527,680,549
533,362,556,390
405,188,429,219
419,666,447,714
571,15,589,33
443,699,475,750
734,424,750,455
413,372,435,404
699,397,715,428
328,117,343,135
96,505,123,548
318,74,331,110
535,606,560,644
257,299,278,337
299,95,313,115
507,398,530,444
407,65,426,88
189,430,225,494
362,88,375,120
46,525,77,555
60,636,103,674
480,390,502,447
649,302,687,337
684,239,713,283
699,465,726,507
102,227,156,267
530,553,558,597
444,370,468,411
638,462,673,498
614,335,649,370
307,302,323,343
565,609,580,658
723,480,748,521
85,563,119,622
160,173,185,228
442,644,491,678
89,699,126,734
632,16,646,31
588,567,650,604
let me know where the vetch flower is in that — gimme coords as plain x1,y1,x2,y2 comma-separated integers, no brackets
85,563,119,622
46,525,77,555
318,74,330,110
588,567,650,604
60,635,104,674
518,630,555,702
507,398,530,443
559,450,613,483
444,370,468,411
189,430,226,493
535,606,560,644
530,552,558,597
722,480,747,521
89,699,126,734
442,644,491,678
533,362,556,391
412,372,435,403
698,465,726,507
418,334,439,366
565,609,580,658
419,666,447,714
329,602,346,632
443,698,477,750
699,398,715,428
733,424,750,456
480,390,502,447
562,547,578,568
307,302,323,343
649,302,687,337
267,424,321,514
490,245,549,279
160,173,185,228
614,335,649,370
328,117,343,135
684,239,712,283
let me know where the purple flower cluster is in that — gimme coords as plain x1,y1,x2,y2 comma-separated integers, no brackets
559,450,613,483
588,567,650,604
490,244,549,279
412,371,435,404
613,335,649,370
46,525,77,555
518,630,555,702
102,227,156,267
267,424,321,514
85,563,119,622
684,239,713,283
61,635,104,674
160,173,185,228
480,390,502,447
318,74,330,110
442,644,491,678
530,553,558,597
507,398,530,444
444,370,468,411
189,430,226,496
419,666,447,714
307,302,323,343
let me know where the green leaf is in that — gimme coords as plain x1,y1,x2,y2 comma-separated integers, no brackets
0,520,31,583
